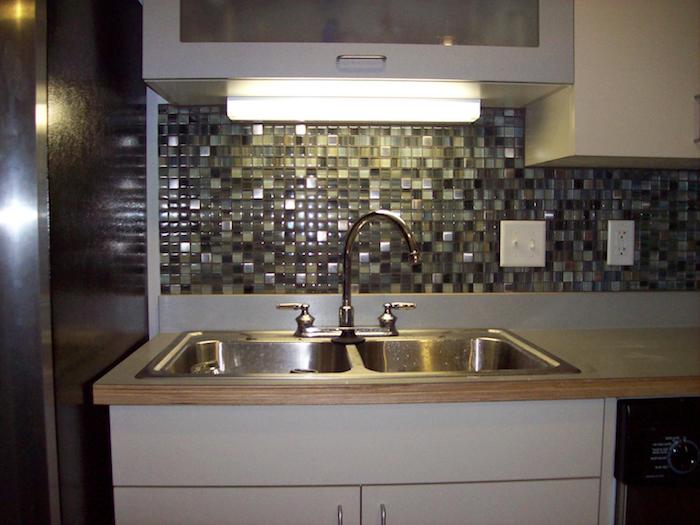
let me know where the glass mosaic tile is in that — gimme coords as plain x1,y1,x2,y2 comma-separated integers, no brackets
159,105,699,294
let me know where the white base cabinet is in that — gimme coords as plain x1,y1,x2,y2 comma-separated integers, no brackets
110,400,605,525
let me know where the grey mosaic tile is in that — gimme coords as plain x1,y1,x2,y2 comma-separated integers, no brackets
159,105,699,294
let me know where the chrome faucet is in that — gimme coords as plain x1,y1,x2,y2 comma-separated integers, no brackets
277,210,420,340
333,210,421,344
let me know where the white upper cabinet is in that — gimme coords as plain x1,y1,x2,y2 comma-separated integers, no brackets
526,0,700,168
143,0,574,105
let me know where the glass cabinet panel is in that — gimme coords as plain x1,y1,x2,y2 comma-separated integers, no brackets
181,0,539,47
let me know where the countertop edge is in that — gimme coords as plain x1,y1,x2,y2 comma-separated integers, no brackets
93,375,700,406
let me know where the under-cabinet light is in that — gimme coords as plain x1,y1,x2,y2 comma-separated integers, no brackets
227,96,481,123
225,80,481,123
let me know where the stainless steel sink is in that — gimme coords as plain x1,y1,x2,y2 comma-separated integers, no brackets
357,334,575,374
139,334,351,377
138,329,579,379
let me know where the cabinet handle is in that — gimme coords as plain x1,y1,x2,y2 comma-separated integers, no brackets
337,505,343,525
336,54,387,62
695,95,700,145
380,503,387,525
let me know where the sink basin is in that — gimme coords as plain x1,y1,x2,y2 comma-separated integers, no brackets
140,334,351,377
356,332,579,375
138,329,579,379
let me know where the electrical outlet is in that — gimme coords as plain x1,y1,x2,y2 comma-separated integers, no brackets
607,220,635,266
499,221,546,267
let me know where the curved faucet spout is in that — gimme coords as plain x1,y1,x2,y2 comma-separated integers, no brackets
334,210,421,343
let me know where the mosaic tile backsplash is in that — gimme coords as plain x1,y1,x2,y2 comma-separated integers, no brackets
159,106,699,294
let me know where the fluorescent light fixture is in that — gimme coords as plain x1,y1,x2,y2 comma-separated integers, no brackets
225,80,481,123
227,96,480,123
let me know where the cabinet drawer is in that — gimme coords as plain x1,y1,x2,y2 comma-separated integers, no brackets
115,486,359,525
362,479,600,525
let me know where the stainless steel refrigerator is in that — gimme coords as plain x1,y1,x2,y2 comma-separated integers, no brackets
0,1,147,524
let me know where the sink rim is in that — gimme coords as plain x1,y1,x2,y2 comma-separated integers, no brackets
137,329,580,380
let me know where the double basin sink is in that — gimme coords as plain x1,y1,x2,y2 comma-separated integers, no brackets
139,329,579,380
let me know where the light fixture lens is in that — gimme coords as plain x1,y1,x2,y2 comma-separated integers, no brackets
226,96,480,123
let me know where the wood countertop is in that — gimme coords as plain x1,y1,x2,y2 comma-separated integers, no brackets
93,327,700,405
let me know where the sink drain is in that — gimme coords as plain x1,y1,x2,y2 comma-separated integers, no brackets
289,368,319,374
190,360,222,375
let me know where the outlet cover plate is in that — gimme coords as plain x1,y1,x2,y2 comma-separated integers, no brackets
606,220,635,266
499,220,546,267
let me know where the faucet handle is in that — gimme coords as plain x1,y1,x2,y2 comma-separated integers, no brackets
386,302,416,310
277,302,310,311
378,302,416,335
277,303,315,336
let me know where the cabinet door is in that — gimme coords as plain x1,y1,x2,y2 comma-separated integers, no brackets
180,0,541,47
362,479,600,525
144,0,573,84
114,486,359,525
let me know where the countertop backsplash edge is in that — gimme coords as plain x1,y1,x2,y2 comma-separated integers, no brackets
157,290,700,333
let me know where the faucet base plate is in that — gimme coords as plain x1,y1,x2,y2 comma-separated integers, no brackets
331,332,366,345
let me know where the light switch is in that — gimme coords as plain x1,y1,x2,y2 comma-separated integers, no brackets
606,220,635,266
499,220,546,267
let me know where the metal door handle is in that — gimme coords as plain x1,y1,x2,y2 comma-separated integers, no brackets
336,54,387,62
380,503,387,525
337,504,343,525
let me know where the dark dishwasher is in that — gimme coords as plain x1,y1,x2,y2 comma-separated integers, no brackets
615,398,700,524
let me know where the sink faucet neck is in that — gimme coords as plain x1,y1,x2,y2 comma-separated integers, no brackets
336,210,421,341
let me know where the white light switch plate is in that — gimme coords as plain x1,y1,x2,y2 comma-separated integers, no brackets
606,220,635,266
499,221,546,267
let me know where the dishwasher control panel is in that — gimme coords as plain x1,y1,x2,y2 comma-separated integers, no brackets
615,398,700,485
